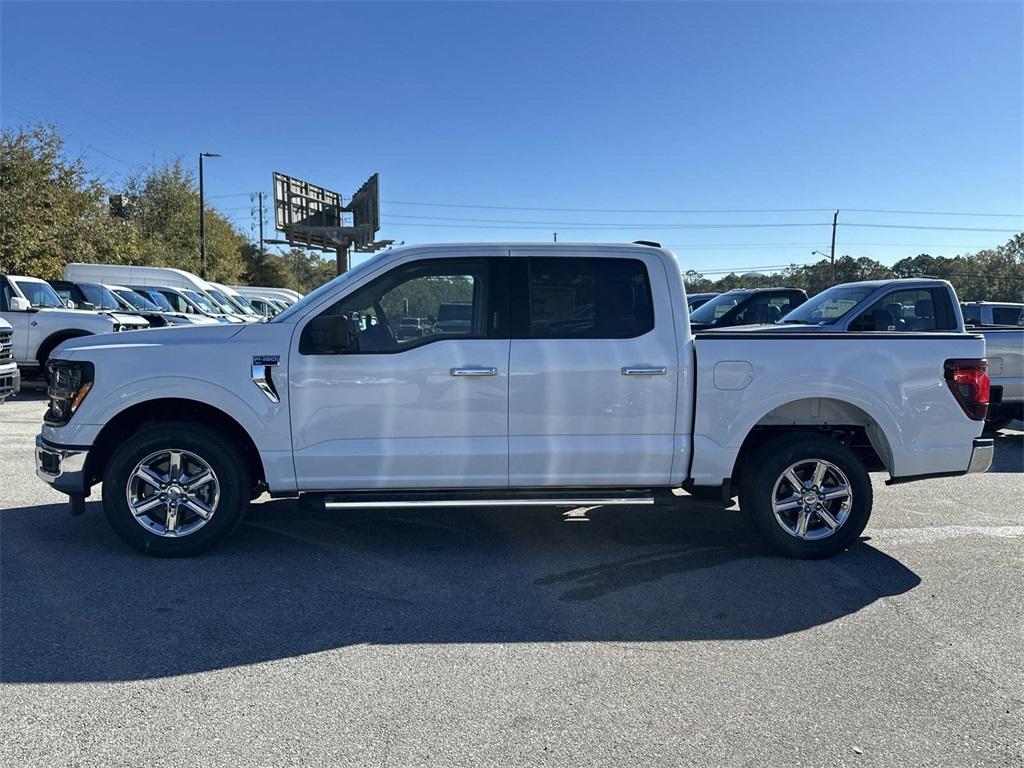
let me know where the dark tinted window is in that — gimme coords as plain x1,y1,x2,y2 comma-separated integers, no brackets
526,257,654,339
0,280,11,311
849,288,955,332
723,292,798,325
993,306,1022,325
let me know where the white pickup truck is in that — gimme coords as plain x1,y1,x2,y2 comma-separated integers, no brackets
0,316,21,402
0,274,148,376
766,278,1024,431
34,244,993,558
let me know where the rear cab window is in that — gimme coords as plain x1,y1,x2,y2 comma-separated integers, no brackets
516,257,654,339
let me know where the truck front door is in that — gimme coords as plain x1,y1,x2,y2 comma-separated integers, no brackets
288,252,511,490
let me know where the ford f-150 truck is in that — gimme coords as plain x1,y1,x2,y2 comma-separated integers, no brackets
0,274,148,377
34,244,993,558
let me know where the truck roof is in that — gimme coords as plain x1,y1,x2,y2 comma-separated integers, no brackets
830,277,951,290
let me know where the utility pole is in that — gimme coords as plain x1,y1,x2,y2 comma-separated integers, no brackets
257,191,265,254
830,210,839,283
336,238,350,276
198,152,221,279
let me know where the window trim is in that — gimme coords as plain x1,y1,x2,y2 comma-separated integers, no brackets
300,256,509,356
510,256,656,340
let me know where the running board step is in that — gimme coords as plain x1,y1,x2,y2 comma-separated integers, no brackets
299,489,659,510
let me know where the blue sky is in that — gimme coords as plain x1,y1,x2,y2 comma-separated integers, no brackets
2,1,1022,274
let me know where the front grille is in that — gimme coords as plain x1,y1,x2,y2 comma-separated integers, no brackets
0,330,12,361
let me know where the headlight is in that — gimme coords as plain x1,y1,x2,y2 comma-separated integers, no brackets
44,360,95,426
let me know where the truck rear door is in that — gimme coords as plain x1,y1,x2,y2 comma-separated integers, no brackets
507,249,680,486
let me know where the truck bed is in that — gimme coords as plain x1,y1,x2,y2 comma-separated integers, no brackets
690,330,987,487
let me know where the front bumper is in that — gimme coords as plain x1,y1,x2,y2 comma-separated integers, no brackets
35,435,91,496
966,437,994,474
0,364,20,402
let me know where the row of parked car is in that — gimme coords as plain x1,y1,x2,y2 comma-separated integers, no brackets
0,263,303,399
683,282,1024,431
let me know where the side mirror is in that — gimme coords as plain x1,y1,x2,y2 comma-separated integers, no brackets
9,296,31,312
65,299,77,309
302,313,356,354
79,301,96,311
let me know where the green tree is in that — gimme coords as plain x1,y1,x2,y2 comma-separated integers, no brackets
122,160,245,282
0,123,141,278
240,245,293,288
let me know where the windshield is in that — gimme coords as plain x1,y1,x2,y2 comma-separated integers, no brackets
79,283,122,310
781,285,877,325
273,250,390,323
207,289,242,314
15,279,65,308
182,290,218,313
229,293,260,316
115,288,160,311
688,291,746,324
139,289,175,311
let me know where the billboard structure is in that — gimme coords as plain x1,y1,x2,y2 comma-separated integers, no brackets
271,172,389,272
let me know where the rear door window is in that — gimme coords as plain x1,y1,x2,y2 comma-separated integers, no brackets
521,257,654,339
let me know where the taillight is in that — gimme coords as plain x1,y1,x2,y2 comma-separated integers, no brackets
944,358,989,421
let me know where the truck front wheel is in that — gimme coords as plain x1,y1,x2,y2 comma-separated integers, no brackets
740,433,873,559
102,421,251,556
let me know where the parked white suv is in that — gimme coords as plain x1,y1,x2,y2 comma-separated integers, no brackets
0,274,148,376
35,244,993,558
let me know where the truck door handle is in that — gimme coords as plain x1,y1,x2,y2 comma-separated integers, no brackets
450,367,498,377
622,366,667,376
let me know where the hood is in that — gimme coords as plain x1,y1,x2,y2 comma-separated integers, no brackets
108,312,149,327
55,322,249,356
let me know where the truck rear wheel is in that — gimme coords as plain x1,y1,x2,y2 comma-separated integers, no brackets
740,433,872,559
102,421,250,556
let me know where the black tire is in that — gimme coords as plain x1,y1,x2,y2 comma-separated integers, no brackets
102,421,251,556
739,433,873,559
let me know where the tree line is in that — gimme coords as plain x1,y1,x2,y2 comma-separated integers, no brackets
2,122,1021,302
0,123,334,292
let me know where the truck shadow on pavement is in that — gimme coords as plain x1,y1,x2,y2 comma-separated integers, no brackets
987,426,1024,473
1,499,920,683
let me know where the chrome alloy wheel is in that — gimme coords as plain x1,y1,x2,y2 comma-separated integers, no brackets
126,449,220,537
770,459,853,541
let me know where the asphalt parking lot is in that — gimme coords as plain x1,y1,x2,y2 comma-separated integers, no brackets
1,386,1022,768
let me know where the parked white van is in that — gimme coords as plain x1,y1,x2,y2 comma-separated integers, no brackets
63,264,253,323
232,286,302,305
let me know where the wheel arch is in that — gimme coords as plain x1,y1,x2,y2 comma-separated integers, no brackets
730,397,894,489
85,398,267,492
37,329,93,366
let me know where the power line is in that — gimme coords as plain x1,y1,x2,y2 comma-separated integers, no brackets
383,217,1021,233
384,199,1024,218
383,219,831,230
844,222,1021,233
